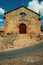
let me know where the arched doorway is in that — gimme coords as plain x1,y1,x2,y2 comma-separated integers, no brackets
19,23,27,34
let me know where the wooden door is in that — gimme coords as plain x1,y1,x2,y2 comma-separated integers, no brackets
19,23,26,34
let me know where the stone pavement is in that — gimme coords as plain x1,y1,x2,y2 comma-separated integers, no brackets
0,52,43,65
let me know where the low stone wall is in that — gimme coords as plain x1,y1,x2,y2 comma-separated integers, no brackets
0,33,43,52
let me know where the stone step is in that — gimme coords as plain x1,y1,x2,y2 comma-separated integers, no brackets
18,34,29,39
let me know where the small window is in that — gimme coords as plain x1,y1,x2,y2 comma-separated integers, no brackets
20,12,26,19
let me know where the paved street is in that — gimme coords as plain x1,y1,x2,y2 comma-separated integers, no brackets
0,52,43,65
0,42,43,60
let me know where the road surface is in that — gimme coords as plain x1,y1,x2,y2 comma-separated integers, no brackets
0,42,43,60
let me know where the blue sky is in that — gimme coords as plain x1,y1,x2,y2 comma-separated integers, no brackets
0,0,43,28
0,0,43,12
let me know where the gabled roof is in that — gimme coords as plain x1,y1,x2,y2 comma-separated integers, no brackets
5,6,40,16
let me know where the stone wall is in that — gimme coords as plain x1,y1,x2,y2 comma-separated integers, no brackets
4,7,40,37
0,7,43,51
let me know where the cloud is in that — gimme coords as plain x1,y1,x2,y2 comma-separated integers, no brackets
0,7,5,14
28,0,43,15
28,0,40,14
0,19,3,22
40,2,43,16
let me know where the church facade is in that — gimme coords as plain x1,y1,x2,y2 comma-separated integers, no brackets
4,6,40,36
1,6,41,50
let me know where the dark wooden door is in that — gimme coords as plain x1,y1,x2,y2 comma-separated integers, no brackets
19,23,26,34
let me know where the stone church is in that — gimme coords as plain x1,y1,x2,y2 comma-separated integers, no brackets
0,6,42,50
4,6,40,35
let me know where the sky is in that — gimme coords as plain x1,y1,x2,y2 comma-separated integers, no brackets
0,0,43,28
